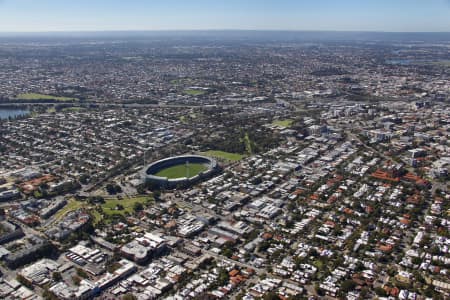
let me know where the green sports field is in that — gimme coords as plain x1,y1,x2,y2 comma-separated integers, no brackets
201,150,245,162
184,89,206,96
15,93,77,101
272,119,294,128
155,163,208,179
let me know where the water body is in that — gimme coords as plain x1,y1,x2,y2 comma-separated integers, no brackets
0,109,29,120
387,59,450,66
386,59,413,65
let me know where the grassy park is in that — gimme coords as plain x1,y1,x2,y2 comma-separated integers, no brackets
272,119,294,128
15,93,77,101
52,198,84,222
101,196,152,216
244,133,253,155
62,107,86,112
50,196,152,226
202,150,245,162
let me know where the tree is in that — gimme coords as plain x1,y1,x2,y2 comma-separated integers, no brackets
76,268,88,279
136,184,147,194
340,279,357,292
88,196,105,204
79,174,90,185
314,282,324,296
106,183,116,194
423,286,434,298
122,294,137,300
133,202,144,212
196,293,216,300
287,295,304,300
52,271,62,282
33,190,43,198
42,289,59,300
106,183,122,195
217,268,230,286
360,287,369,299
387,267,397,277
412,270,425,284
222,248,233,258
374,287,387,297
263,291,280,300
153,190,161,201
258,241,270,252
411,256,421,265
309,248,319,258
72,275,81,286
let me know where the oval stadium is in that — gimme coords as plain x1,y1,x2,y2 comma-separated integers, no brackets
143,155,220,189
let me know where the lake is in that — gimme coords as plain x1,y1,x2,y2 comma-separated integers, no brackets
386,59,413,65
0,109,29,120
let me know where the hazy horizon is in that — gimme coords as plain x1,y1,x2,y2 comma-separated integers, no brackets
1,30,450,44
1,29,450,34
0,0,449,33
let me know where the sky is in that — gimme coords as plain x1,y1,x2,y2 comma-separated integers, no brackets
0,0,449,33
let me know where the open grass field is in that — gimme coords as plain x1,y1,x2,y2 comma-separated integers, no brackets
272,119,294,128
49,196,152,226
15,93,77,101
90,210,103,225
244,132,253,155
154,163,208,179
62,107,86,112
179,115,188,123
101,196,152,216
202,150,245,162
52,198,85,222
184,89,206,96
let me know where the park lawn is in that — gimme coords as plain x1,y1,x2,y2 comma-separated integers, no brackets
179,113,199,124
179,116,188,123
155,163,208,179
53,196,152,224
272,119,294,128
53,198,85,222
313,259,325,270
90,210,103,225
101,196,152,216
244,133,253,155
202,150,245,162
184,89,206,96
62,107,86,112
15,93,77,101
